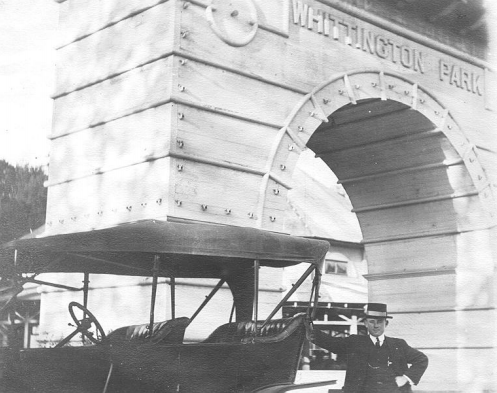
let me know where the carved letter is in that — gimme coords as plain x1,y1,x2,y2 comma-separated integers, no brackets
362,29,375,54
332,23,339,40
375,35,389,59
339,21,350,45
388,40,399,63
461,69,472,92
450,65,461,87
308,7,324,33
351,25,359,48
439,60,451,81
472,73,483,96
413,49,425,73
400,46,413,68
324,15,331,36
292,0,308,27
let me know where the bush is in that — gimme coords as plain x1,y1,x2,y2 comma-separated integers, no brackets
0,160,47,243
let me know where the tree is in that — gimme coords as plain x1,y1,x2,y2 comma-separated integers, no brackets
0,160,47,244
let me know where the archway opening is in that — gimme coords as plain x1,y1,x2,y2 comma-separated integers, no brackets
307,99,477,245
308,97,471,243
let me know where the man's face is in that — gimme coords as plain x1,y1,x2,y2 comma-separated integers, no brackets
365,317,388,337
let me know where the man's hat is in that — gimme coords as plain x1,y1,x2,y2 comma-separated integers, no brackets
364,303,392,319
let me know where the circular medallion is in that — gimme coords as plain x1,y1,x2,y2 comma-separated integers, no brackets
206,0,259,47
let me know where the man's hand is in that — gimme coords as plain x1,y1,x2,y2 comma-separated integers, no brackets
307,321,315,342
395,376,409,387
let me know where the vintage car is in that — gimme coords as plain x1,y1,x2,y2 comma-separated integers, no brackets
0,220,337,392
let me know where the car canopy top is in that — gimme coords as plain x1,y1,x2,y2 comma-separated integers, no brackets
0,220,329,279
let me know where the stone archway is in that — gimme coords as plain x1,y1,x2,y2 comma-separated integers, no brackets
43,1,497,388
272,70,496,390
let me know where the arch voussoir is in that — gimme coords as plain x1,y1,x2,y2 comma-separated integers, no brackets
282,69,496,228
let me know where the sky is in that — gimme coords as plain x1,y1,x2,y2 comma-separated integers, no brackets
0,0,58,167
0,1,496,168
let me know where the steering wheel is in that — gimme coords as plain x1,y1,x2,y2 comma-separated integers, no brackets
69,301,106,344
54,301,106,348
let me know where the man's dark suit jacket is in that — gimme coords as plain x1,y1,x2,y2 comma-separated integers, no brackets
313,329,428,393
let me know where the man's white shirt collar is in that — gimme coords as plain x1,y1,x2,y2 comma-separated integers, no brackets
369,334,385,345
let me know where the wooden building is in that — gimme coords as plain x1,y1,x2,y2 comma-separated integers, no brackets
44,0,496,390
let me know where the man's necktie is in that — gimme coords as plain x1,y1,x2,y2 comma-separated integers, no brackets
376,337,381,347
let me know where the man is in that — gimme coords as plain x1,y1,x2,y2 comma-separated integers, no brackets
311,303,428,393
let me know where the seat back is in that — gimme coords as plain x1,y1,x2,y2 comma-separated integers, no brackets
203,313,307,344
107,317,190,344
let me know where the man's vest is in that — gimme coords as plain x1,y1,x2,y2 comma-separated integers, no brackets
363,340,399,393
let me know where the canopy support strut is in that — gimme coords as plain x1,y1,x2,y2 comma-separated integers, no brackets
229,300,236,323
253,260,260,325
82,273,90,309
170,277,176,320
25,278,81,291
311,266,322,319
189,278,226,324
82,272,90,344
149,255,160,336
260,264,316,329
